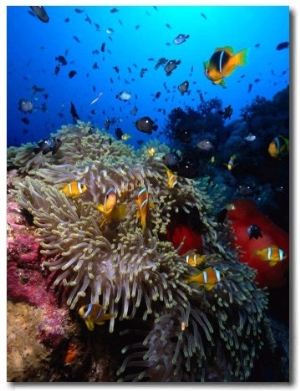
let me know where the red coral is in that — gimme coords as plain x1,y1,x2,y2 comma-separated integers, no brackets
227,199,289,288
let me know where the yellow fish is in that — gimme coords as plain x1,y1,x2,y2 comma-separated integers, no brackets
254,245,286,266
61,181,87,199
96,188,127,226
148,147,156,157
204,46,248,87
166,168,178,188
224,154,238,170
78,303,115,331
184,267,224,290
121,133,131,141
185,252,206,267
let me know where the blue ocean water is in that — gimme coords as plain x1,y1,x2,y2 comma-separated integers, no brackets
7,5,289,148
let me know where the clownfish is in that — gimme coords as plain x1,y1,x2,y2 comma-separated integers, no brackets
78,303,115,331
136,187,154,231
166,168,178,188
204,46,248,87
268,135,289,159
61,181,87,199
254,245,286,266
184,267,224,290
96,188,127,226
185,252,206,267
224,154,238,170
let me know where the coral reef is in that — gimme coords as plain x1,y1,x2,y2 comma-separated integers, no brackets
8,121,272,381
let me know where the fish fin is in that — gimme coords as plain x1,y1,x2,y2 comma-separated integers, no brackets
96,204,105,212
268,261,277,267
111,204,128,222
234,48,248,66
204,284,214,291
85,319,95,331
214,79,226,87
216,46,234,55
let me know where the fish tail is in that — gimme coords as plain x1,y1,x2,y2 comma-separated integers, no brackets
235,48,248,66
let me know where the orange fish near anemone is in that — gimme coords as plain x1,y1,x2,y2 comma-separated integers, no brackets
61,181,87,199
184,267,224,290
226,199,289,288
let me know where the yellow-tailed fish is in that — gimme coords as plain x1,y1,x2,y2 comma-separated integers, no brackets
184,267,224,290
78,303,115,331
61,181,87,199
204,46,248,87
166,168,178,188
254,245,286,266
224,154,237,170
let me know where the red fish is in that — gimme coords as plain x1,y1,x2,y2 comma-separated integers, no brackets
226,199,289,288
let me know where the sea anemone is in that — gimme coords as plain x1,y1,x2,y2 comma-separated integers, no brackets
15,121,269,381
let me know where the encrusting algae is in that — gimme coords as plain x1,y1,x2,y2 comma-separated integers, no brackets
10,121,269,381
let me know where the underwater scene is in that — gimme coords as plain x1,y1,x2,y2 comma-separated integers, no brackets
7,5,289,382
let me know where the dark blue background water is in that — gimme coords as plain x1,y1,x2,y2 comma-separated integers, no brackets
7,5,289,148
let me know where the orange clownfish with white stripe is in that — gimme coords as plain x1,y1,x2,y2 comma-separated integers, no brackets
166,168,178,188
185,252,207,267
254,245,286,267
136,187,154,231
184,267,224,290
96,187,127,226
78,303,115,331
61,181,87,199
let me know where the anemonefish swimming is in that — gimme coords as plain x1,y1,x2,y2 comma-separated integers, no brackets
185,252,206,267
254,245,286,266
184,267,224,290
78,303,115,331
204,46,248,87
166,168,178,188
61,181,87,199
224,154,238,170
268,135,289,159
96,188,127,226
136,187,152,231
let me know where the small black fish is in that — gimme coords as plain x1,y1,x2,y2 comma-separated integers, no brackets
34,137,62,155
31,85,45,94
101,42,105,52
104,118,111,130
69,70,77,78
115,127,123,140
135,116,158,135
164,59,181,76
74,8,83,13
178,80,189,95
154,57,168,70
30,6,49,23
155,91,161,99
64,18,70,23
54,64,60,75
70,102,80,121
21,117,30,125
201,13,207,20
140,68,147,77
73,36,80,43
55,55,67,65
247,224,262,240
93,62,99,69
85,14,92,24
248,83,253,93
113,66,120,73
276,41,289,51
110,7,118,13
165,23,172,29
